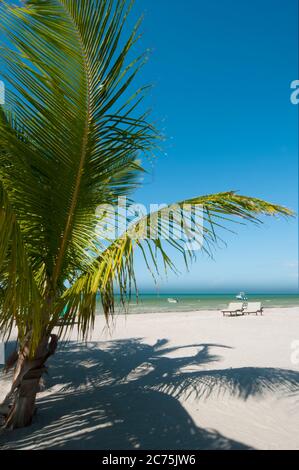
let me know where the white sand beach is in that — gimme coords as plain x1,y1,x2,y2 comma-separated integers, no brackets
1,307,299,450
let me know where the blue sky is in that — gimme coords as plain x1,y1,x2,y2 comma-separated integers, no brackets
129,0,298,293
1,0,298,293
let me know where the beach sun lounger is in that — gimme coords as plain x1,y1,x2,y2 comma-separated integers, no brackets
243,302,263,315
221,302,244,317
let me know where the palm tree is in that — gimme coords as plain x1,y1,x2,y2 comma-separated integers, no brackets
0,0,293,430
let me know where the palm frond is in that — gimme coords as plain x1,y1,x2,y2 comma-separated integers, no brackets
55,191,293,338
0,0,157,294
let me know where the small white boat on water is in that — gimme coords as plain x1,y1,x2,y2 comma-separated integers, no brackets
235,292,248,301
167,298,179,304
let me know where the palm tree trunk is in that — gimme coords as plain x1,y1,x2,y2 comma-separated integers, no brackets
1,334,58,429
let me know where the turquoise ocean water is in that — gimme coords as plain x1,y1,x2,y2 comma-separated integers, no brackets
98,293,299,315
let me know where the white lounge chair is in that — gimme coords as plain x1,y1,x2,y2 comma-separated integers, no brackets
243,302,263,315
221,302,244,317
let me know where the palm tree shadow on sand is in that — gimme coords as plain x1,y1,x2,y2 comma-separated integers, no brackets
1,339,299,450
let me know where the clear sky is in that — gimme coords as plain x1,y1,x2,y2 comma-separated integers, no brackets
129,0,298,293
2,0,298,293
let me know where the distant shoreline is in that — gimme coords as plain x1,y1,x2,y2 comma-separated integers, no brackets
107,305,299,315
97,293,299,315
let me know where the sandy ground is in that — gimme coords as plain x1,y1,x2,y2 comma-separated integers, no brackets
0,307,299,450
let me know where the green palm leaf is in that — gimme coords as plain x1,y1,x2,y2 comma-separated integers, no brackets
0,182,43,351
0,0,156,291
